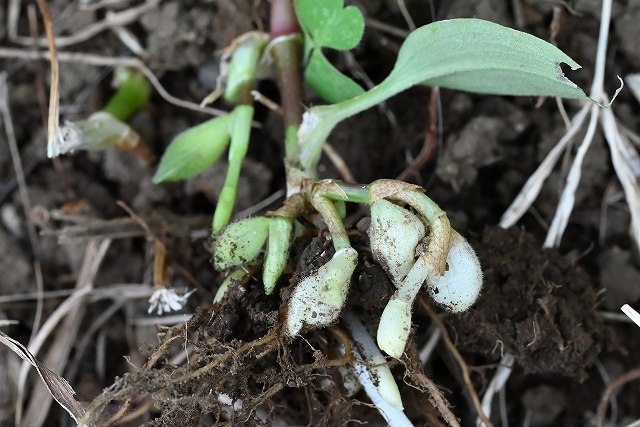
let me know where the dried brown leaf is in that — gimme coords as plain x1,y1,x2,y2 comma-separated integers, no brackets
0,332,88,425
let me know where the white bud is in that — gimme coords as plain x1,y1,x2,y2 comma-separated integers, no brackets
286,248,358,336
369,199,425,285
377,255,429,358
426,231,482,312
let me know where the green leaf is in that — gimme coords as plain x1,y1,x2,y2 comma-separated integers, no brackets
153,114,233,183
295,0,365,103
298,18,589,175
296,0,364,50
386,18,587,98
305,50,365,103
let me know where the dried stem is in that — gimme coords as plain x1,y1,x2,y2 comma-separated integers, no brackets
597,368,640,427
419,297,493,427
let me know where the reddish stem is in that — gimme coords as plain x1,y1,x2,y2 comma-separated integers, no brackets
269,0,304,168
270,0,301,38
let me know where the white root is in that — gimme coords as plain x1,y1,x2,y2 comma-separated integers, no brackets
342,312,410,425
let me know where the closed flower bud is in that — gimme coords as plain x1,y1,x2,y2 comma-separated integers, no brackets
286,248,358,336
212,217,270,271
426,231,483,312
369,199,425,285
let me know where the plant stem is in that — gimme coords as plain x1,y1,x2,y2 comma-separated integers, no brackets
299,82,394,177
311,194,351,251
212,103,254,232
270,0,305,181
320,181,371,204
103,68,150,121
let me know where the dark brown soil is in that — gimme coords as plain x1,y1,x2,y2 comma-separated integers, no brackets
450,226,604,378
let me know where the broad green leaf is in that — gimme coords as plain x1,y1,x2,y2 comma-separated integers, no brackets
153,114,233,183
295,0,365,103
387,19,587,98
298,18,589,176
296,0,364,50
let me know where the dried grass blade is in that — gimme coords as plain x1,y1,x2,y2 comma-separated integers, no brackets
544,104,599,247
499,104,589,228
0,332,87,424
600,107,640,249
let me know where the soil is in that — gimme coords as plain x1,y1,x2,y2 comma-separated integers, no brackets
1,0,640,426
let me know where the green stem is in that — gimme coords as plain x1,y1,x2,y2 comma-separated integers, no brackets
102,68,150,121
299,82,393,177
311,194,351,251
319,181,371,204
212,104,254,232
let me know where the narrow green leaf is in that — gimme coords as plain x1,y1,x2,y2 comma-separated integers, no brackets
224,32,269,102
263,217,293,295
153,114,232,183
305,50,364,103
295,0,365,103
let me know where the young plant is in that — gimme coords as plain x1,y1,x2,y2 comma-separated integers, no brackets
295,0,365,103
153,32,269,232
295,17,590,181
154,0,592,420
47,67,152,160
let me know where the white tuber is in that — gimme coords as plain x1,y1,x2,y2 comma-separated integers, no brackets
378,230,483,358
426,231,482,313
369,199,426,285
285,248,358,336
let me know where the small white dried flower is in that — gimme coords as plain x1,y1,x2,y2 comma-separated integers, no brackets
147,288,196,315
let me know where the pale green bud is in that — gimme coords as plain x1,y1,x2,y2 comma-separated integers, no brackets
224,32,269,102
426,231,483,312
263,217,293,295
212,217,270,271
286,248,358,336
369,199,425,285
153,114,233,183
377,255,429,358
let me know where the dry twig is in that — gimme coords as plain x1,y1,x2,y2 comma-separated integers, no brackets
419,297,493,427
10,0,160,48
597,369,640,427
0,48,227,116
